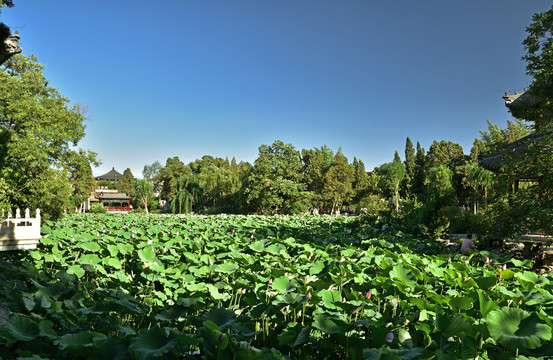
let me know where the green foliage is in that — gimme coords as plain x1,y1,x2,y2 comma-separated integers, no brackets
134,179,154,214
0,55,96,220
1,214,552,359
376,159,406,212
324,151,354,214
246,140,309,214
89,203,106,214
117,168,135,195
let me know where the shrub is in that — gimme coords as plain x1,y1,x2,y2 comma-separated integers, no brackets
90,203,107,214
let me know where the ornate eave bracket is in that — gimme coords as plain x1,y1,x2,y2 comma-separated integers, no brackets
0,32,22,65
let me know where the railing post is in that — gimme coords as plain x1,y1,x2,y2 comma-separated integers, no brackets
16,208,20,219
25,208,30,218
36,208,41,222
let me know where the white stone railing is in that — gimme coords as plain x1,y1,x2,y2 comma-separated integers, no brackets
0,208,41,251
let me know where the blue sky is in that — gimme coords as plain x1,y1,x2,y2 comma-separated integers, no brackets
2,1,551,177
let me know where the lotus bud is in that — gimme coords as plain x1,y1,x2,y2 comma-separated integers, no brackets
219,334,224,343
386,332,394,343
485,257,490,264
269,278,273,285
366,290,372,299
503,263,507,270
307,291,312,299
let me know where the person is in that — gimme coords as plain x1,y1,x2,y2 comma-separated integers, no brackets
460,233,477,254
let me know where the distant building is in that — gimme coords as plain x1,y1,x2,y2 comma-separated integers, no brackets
95,167,124,182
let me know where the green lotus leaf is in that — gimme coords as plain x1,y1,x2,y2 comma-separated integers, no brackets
214,261,238,273
66,265,85,279
129,326,179,360
434,305,472,338
201,307,236,330
309,261,326,275
102,257,122,269
265,243,286,255
80,253,102,265
524,288,553,306
38,319,58,340
312,313,351,334
449,295,474,311
272,276,296,293
248,240,266,252
54,330,103,350
487,307,552,349
389,264,417,291
478,290,499,318
517,271,550,290
475,276,498,290
80,241,101,252
363,346,424,360
2,315,39,341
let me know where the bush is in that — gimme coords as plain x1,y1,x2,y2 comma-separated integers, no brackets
90,203,107,214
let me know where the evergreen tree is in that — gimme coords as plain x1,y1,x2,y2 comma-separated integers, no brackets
117,168,135,194
324,151,354,214
411,141,426,196
403,137,415,196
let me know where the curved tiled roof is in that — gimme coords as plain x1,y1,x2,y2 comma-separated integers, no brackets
95,167,123,182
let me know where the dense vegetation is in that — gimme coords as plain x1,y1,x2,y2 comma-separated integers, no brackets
1,214,552,359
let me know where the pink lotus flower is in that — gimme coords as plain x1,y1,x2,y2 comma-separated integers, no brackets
485,257,491,264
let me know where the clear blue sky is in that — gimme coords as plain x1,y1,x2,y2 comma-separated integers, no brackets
3,1,551,177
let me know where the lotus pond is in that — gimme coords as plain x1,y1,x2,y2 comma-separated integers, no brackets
0,214,552,359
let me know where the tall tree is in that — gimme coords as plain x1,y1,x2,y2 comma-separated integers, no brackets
134,179,154,214
0,55,96,219
377,159,406,213
117,168,135,194
245,140,308,214
411,141,426,196
160,156,187,201
143,161,163,193
404,137,415,192
324,151,354,214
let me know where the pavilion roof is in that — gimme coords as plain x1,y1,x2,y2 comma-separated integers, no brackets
95,167,123,182
96,193,133,200
478,132,547,172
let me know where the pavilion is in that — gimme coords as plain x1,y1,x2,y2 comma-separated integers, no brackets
95,192,133,213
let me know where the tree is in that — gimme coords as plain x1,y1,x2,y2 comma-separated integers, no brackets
301,146,334,211
160,156,187,201
465,163,495,214
377,159,406,213
134,179,154,214
478,119,531,153
143,161,163,193
0,55,96,219
403,137,415,195
245,140,308,214
324,151,354,214
411,141,426,196
117,168,135,194
171,174,203,214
